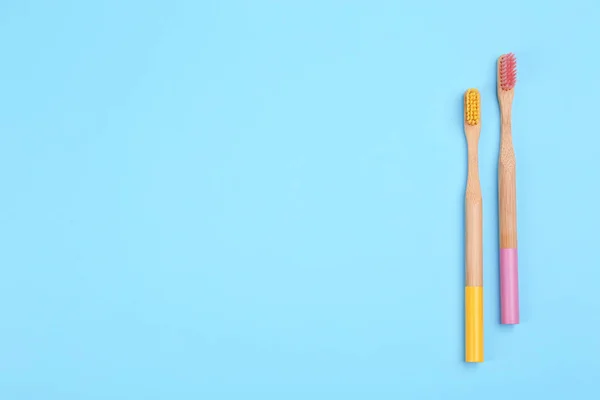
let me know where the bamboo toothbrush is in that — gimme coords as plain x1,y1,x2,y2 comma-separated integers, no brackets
464,88,483,363
497,53,519,325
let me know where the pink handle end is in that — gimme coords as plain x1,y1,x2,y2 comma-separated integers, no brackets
500,248,519,324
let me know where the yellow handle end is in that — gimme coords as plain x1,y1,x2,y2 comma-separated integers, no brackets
465,286,484,362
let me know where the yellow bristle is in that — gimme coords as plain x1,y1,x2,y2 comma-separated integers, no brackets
464,89,480,126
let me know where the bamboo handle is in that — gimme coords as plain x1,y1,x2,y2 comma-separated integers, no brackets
464,125,484,362
499,111,517,248
465,139,483,287
498,89,520,324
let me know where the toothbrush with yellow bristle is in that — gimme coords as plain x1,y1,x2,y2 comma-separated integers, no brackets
464,88,483,363
497,53,519,325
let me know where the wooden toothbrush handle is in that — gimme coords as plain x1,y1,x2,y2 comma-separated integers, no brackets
465,142,484,362
499,121,517,248
465,145,483,287
498,102,520,324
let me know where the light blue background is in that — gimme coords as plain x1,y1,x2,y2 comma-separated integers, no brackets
1,0,599,398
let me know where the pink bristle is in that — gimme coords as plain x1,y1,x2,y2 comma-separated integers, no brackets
500,53,517,90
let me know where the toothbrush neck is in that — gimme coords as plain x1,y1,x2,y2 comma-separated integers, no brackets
501,109,512,127
467,140,480,177
499,93,514,127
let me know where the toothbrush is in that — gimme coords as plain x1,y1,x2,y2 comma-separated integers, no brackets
464,88,484,362
497,53,519,325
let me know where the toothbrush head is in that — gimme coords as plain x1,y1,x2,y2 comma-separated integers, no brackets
499,53,517,91
464,88,481,126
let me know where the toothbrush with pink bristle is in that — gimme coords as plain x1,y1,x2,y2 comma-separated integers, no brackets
497,53,519,325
